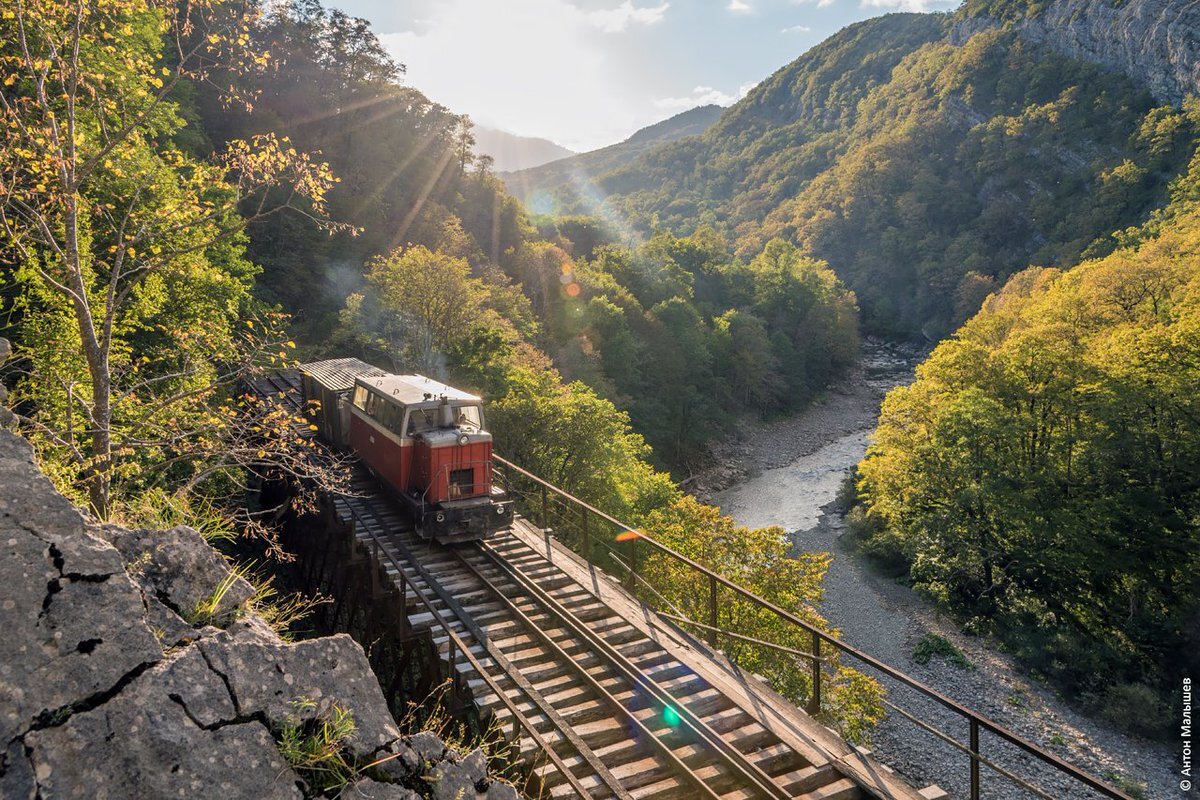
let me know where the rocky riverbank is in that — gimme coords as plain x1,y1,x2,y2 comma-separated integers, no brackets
705,341,1181,800
688,338,920,503
0,425,515,800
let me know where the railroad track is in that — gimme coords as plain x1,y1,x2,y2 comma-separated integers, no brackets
337,473,865,800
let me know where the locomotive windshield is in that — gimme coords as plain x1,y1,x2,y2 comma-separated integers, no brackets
405,403,482,435
456,405,482,431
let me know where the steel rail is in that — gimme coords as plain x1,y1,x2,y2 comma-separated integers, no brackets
374,514,637,800
492,454,1133,800
475,537,796,800
444,544,727,800
332,496,597,800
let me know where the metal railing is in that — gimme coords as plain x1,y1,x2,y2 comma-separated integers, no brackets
492,454,1133,800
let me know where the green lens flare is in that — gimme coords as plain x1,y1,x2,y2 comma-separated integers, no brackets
663,705,680,727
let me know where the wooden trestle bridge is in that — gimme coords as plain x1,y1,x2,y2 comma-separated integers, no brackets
251,370,1135,800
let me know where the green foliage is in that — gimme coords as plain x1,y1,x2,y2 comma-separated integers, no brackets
858,155,1200,712
912,633,974,669
197,0,534,336
1098,683,1170,739
533,231,858,465
488,367,678,521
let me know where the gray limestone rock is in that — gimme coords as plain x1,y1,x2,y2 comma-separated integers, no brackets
0,432,162,745
429,747,488,800
199,627,401,756
97,522,255,626
344,778,422,800
0,427,500,800
954,0,1200,106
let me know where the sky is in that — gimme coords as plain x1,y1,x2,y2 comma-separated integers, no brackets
328,0,959,152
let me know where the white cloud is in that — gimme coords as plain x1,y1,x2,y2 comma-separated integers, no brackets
655,81,757,112
586,1,670,33
781,23,812,32
382,0,645,151
728,0,753,13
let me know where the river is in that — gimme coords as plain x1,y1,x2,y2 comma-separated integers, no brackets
704,341,1178,800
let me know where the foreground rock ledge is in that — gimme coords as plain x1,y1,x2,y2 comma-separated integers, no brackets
0,430,516,800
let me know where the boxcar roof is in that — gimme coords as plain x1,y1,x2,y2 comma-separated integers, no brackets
357,373,481,406
300,358,387,392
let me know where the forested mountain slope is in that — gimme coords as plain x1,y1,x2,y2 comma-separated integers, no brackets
528,6,1198,339
502,105,724,211
856,143,1200,731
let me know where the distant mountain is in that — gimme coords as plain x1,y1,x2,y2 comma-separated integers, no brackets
471,127,575,173
511,7,1199,338
501,105,724,207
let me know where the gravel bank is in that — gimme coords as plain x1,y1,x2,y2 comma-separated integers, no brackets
705,342,1182,800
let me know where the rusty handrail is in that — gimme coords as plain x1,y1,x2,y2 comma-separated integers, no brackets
492,454,1132,800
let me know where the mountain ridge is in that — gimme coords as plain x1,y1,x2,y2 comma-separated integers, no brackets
472,126,575,172
501,104,725,209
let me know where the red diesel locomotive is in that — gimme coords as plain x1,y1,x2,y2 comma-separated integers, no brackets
299,358,513,544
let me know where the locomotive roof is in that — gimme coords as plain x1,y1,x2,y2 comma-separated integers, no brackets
299,358,388,392
357,373,481,406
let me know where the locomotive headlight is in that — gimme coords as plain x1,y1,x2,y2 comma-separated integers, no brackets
457,433,470,446
435,512,445,523
496,505,505,515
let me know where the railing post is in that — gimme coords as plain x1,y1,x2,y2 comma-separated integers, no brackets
707,574,718,646
970,718,980,800
808,632,822,715
625,536,638,590
540,484,548,529
581,506,590,563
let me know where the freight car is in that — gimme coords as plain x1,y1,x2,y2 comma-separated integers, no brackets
300,358,513,544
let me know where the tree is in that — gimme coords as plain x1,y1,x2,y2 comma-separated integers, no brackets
340,245,493,374
1,0,344,517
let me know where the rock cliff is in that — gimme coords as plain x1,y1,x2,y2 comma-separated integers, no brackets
957,0,1200,105
0,421,515,799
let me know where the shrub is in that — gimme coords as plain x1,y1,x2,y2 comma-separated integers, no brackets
912,633,974,670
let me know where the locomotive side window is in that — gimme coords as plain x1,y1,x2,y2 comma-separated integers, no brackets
379,399,404,436
353,386,367,410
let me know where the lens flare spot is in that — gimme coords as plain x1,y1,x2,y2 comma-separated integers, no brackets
615,529,642,542
663,706,681,727
565,282,581,297
559,272,572,285
561,262,573,274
